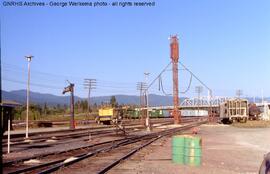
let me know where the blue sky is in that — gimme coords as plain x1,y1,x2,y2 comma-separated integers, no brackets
1,0,270,98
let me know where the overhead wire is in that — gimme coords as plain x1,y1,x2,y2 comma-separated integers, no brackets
3,62,138,89
3,78,63,89
146,61,172,91
158,75,172,96
179,61,212,95
180,72,192,94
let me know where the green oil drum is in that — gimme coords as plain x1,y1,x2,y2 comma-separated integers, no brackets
172,135,202,166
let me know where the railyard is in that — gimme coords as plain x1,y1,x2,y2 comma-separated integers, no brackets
1,35,270,173
2,2,270,173
3,118,206,173
2,116,270,174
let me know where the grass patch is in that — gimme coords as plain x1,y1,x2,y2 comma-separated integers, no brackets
232,120,270,128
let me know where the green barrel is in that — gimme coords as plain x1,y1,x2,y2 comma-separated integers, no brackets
184,136,202,166
172,135,202,166
172,135,185,164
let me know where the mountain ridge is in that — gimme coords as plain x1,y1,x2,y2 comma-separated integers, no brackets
2,90,175,106
2,90,269,107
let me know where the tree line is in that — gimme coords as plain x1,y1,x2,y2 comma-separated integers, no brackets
12,96,133,120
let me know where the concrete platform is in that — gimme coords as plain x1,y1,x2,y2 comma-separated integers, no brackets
108,124,270,174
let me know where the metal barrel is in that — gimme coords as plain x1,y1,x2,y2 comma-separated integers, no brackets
172,135,185,164
172,135,202,166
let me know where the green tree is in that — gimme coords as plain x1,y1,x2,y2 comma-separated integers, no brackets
81,100,88,112
110,96,118,107
43,102,48,116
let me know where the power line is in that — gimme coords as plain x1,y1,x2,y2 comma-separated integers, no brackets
3,78,63,89
158,75,171,96
179,61,212,96
180,72,192,94
3,62,138,87
146,61,172,91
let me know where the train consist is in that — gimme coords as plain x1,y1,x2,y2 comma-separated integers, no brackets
96,98,267,125
96,107,171,124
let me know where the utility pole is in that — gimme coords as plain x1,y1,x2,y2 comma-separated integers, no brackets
208,90,213,122
25,55,33,139
144,72,151,131
137,82,147,124
236,89,243,99
63,82,75,130
261,89,264,104
170,35,180,124
84,79,96,116
195,86,203,115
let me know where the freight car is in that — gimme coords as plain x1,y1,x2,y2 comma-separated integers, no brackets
127,108,171,119
220,98,249,123
149,109,170,118
96,108,122,125
248,103,261,120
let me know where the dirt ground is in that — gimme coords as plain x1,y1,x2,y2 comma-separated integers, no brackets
108,124,270,174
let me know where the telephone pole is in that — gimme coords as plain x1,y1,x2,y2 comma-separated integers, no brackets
25,55,33,139
137,82,147,123
195,86,203,115
84,79,96,116
236,89,243,99
144,72,151,131
63,82,75,130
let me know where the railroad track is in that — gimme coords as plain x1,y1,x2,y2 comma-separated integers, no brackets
3,120,178,163
3,118,175,141
2,120,177,163
2,119,175,147
2,118,198,154
3,119,206,174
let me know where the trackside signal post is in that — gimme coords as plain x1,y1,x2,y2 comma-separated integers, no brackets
63,82,75,130
170,36,181,124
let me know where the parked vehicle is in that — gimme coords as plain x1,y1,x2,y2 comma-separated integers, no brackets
96,108,122,125
248,103,261,120
220,99,249,123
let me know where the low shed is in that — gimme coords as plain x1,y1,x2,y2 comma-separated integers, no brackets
1,100,22,134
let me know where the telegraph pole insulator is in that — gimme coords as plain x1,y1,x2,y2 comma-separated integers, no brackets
170,35,181,124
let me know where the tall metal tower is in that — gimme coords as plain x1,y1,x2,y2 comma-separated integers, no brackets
170,35,180,124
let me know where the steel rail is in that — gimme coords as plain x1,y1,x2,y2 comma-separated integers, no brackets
98,120,207,174
4,120,175,167
2,118,173,142
5,119,204,174
35,121,206,174
97,136,160,174
37,134,160,174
